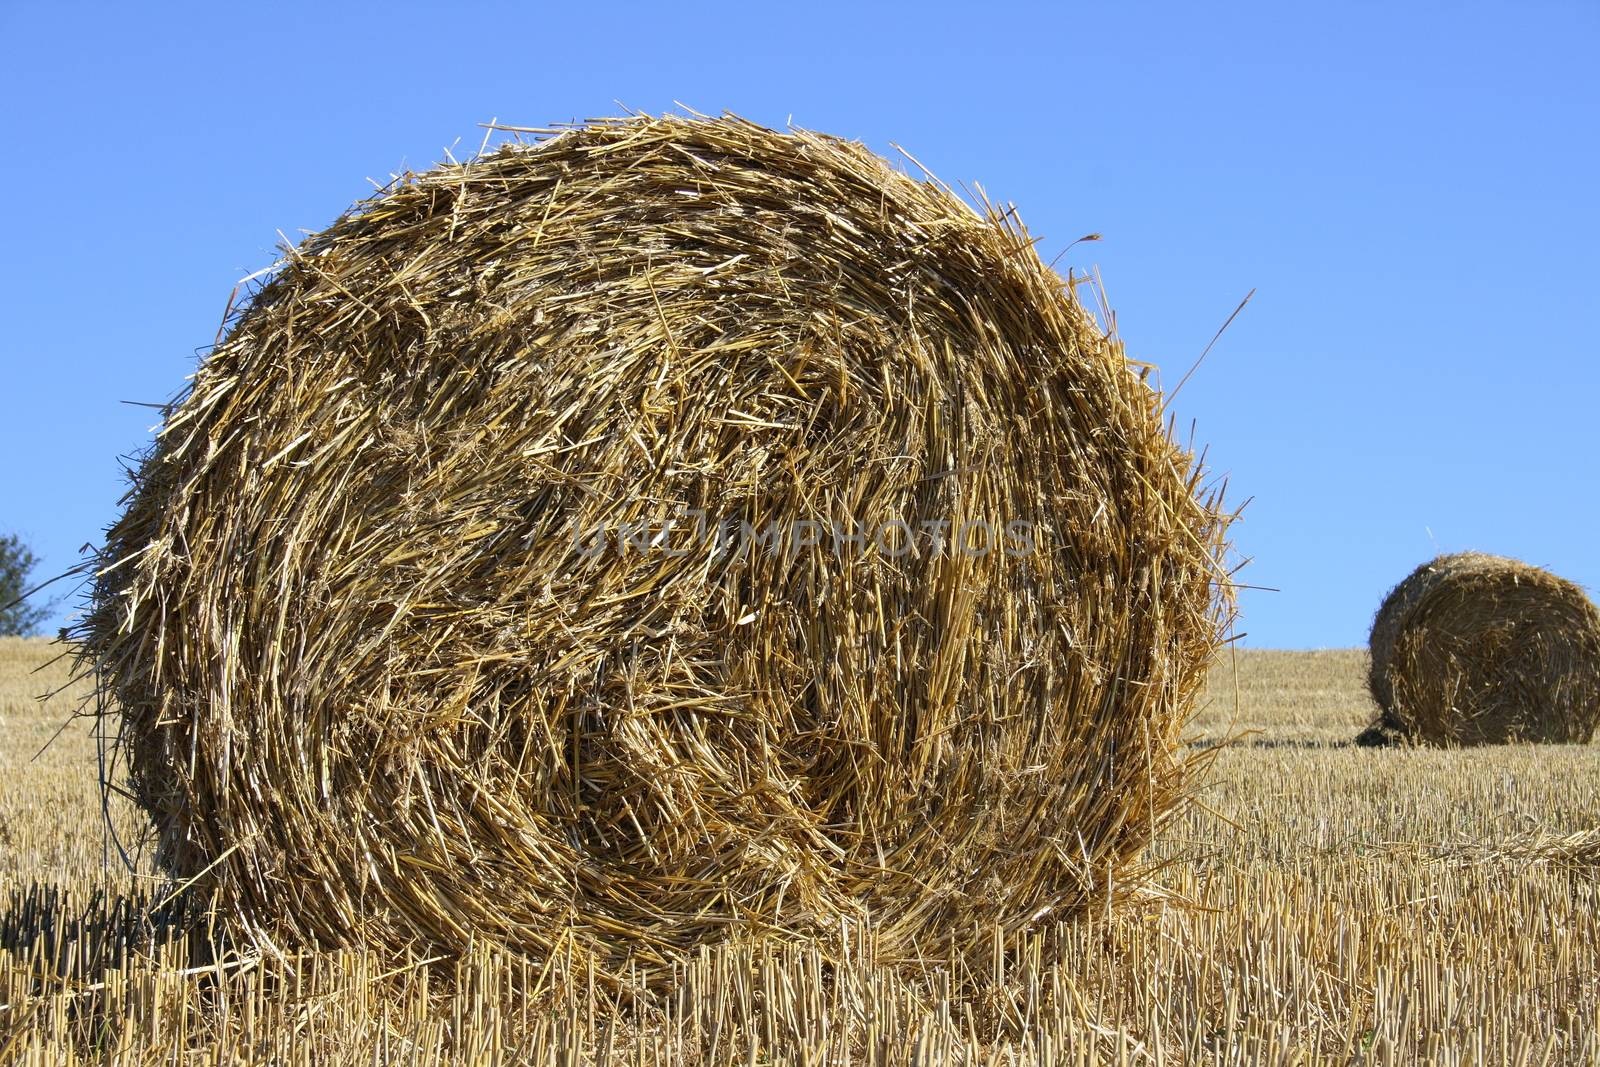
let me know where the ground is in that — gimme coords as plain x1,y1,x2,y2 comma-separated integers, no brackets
1,637,1595,1064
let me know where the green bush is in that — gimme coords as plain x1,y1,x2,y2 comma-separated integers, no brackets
0,533,48,637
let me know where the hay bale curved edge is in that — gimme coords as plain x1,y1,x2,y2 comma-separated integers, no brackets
1363,552,1600,746
77,114,1234,981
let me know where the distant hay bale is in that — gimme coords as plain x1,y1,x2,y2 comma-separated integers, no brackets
1363,553,1600,746
79,114,1231,980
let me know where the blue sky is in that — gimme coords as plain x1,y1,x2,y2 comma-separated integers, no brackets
1,1,1595,647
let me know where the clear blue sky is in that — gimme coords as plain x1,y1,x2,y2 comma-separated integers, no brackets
2,1,1596,648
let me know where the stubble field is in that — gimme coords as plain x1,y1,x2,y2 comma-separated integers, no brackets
1,637,1595,1064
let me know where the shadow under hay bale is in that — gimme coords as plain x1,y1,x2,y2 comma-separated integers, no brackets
1363,553,1600,747
77,113,1232,984
0,882,222,988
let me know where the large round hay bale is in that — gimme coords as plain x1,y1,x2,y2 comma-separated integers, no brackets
80,115,1231,978
1363,553,1600,746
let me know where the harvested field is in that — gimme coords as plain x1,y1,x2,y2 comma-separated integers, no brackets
4,637,1596,1065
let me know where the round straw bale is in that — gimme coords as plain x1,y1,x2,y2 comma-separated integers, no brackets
1364,553,1600,746
80,115,1231,978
